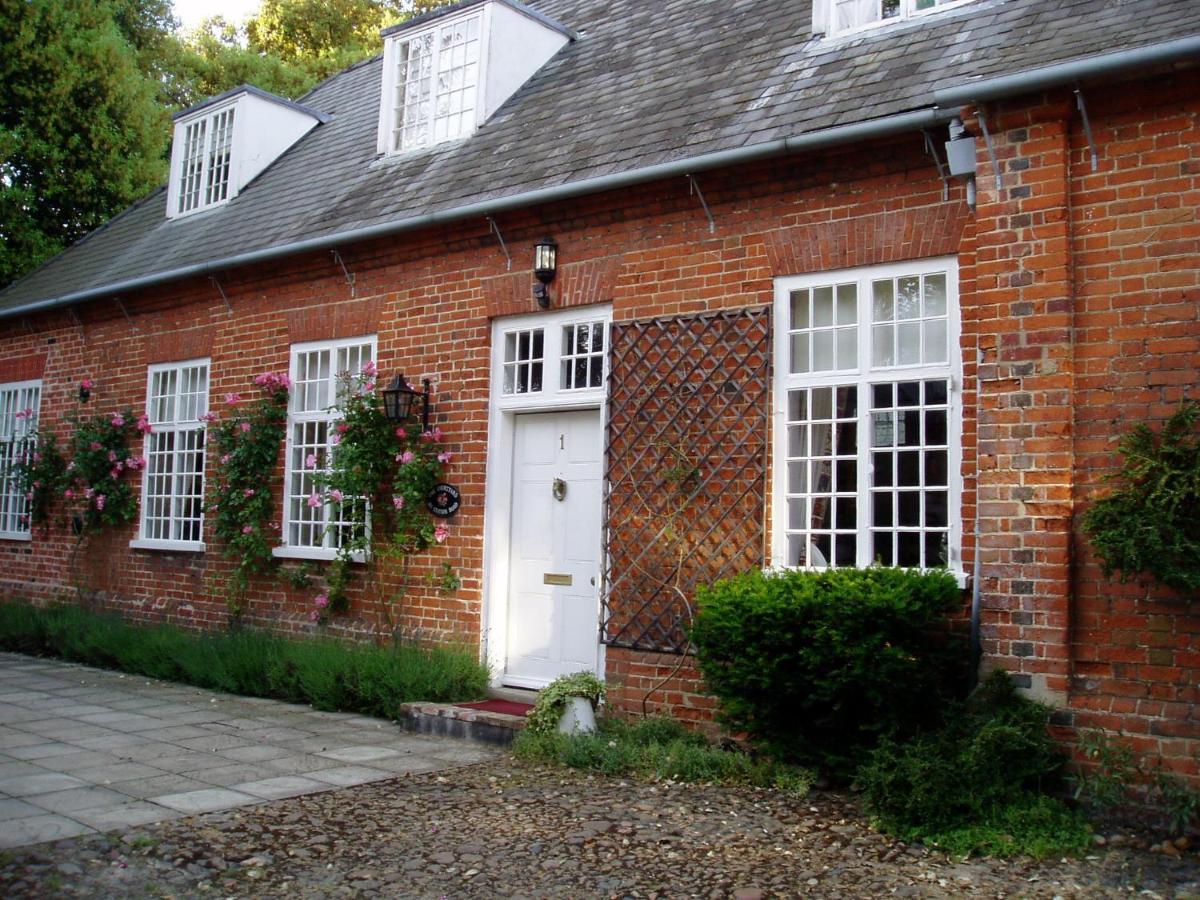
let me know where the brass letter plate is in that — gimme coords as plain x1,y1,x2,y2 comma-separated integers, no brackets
543,573,572,586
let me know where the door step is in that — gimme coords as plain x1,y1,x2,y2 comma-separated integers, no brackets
399,696,533,746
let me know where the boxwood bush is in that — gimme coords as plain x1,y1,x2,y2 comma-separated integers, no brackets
690,566,963,776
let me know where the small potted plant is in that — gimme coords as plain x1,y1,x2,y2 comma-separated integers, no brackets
526,671,606,735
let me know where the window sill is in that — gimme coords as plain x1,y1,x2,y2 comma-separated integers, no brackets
129,539,206,554
0,532,33,543
272,546,367,564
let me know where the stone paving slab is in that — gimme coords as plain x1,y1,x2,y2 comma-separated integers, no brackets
0,651,496,849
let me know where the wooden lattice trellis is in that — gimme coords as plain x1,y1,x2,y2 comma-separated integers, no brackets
601,306,772,654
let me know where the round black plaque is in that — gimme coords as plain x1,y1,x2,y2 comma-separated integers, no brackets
426,483,461,518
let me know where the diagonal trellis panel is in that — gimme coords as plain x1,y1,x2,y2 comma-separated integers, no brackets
601,306,771,654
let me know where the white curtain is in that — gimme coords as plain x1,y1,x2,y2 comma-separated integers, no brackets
833,0,880,31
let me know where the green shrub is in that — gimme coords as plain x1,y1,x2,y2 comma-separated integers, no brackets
514,717,813,793
689,566,963,775
858,670,1089,858
1081,400,1200,593
0,601,488,717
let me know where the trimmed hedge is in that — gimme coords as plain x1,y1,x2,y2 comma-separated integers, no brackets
0,601,488,717
690,566,963,775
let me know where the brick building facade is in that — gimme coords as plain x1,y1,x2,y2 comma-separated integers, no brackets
1,1,1197,780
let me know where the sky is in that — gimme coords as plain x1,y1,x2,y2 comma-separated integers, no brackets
173,0,262,30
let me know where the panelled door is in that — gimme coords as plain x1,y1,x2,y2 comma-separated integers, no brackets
504,409,603,687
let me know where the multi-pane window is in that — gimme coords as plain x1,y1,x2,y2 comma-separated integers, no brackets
502,328,544,395
561,322,606,391
0,381,41,539
826,0,967,34
140,362,209,546
175,106,236,215
283,338,375,553
391,14,481,152
775,259,959,572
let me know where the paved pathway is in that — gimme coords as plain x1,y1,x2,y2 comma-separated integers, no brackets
0,652,495,849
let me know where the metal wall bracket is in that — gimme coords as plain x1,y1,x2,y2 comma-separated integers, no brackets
1074,88,1100,173
68,307,86,345
487,216,512,270
210,276,233,313
331,249,356,298
115,297,138,330
686,174,716,234
923,129,950,201
977,107,1004,190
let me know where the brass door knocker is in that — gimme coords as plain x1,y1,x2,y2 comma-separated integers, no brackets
552,478,567,501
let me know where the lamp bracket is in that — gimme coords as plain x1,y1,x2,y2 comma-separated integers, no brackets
976,106,1004,190
331,249,356,298
1074,88,1100,173
487,216,512,271
686,174,716,234
922,129,950,202
210,276,233,313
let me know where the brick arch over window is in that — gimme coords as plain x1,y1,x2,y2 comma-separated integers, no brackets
482,256,621,319
763,202,970,276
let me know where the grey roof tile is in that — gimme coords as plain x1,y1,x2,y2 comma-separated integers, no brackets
3,0,1199,312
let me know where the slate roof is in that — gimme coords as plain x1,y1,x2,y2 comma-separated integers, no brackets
3,0,1199,315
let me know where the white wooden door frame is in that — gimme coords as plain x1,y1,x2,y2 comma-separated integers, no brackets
481,305,612,687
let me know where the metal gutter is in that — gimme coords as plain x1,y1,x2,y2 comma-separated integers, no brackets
935,34,1200,108
0,106,953,320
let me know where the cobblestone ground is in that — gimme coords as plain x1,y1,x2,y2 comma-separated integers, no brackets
1,759,1197,899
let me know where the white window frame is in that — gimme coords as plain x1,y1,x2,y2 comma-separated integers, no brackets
378,5,490,156
169,102,239,218
493,308,609,410
276,335,377,562
131,359,211,553
771,257,964,581
0,379,42,541
817,0,977,38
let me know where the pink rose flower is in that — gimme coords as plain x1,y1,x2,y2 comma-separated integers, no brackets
89,441,102,451
392,495,405,510
362,360,377,377
307,492,321,508
64,489,74,500
437,451,453,464
110,415,125,427
200,412,218,424
395,427,407,440
335,423,350,435
329,489,344,503
242,525,254,534
238,421,251,433
220,454,231,465
398,450,414,464
314,594,329,609
434,524,449,544
95,494,106,510
305,453,317,469
421,427,444,443
309,611,320,622
244,489,255,497
80,378,94,391
224,393,242,405
136,415,152,433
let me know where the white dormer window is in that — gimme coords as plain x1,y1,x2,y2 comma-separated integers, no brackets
816,0,974,37
177,106,235,215
167,86,328,220
379,0,573,157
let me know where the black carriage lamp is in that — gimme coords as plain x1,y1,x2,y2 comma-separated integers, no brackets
381,374,431,431
532,236,558,309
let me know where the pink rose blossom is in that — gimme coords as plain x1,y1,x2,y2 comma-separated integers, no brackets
362,360,377,378
398,450,414,464
108,450,117,462
67,461,75,472
136,415,152,434
220,454,231,465
64,489,75,500
200,412,218,424
392,495,405,510
437,451,453,464
85,488,95,499
244,488,255,497
89,441,102,451
307,492,321,508
421,427,444,443
329,489,344,503
309,611,320,622
335,423,350,435
14,408,32,421
305,453,317,469
434,524,449,544
239,421,252,433
224,393,242,405
314,594,329,609
110,415,125,427
254,372,292,392
80,378,94,391
95,495,106,511
109,468,120,479
242,525,254,534
331,433,341,446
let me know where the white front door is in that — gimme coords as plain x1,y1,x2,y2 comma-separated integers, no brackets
504,409,603,687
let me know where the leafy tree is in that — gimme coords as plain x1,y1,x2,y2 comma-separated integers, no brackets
0,0,168,288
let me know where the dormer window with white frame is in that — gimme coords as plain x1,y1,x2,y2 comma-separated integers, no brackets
378,0,573,156
816,0,975,37
167,86,329,220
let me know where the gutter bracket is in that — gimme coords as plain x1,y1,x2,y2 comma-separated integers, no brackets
331,250,356,298
977,107,1004,190
1074,88,1100,172
210,276,233,313
487,216,512,271
923,129,951,202
22,318,35,335
115,297,138,331
68,307,86,345
687,174,716,234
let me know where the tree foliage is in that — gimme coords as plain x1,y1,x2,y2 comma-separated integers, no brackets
0,0,169,287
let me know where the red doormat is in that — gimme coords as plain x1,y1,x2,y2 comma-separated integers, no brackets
455,699,533,717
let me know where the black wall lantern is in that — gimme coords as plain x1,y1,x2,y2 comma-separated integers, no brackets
381,374,431,431
533,236,558,309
